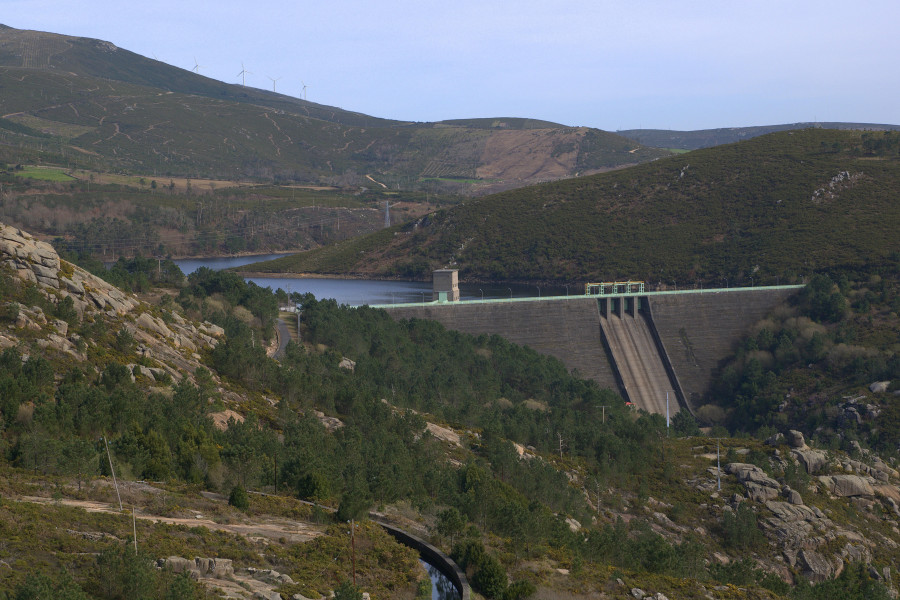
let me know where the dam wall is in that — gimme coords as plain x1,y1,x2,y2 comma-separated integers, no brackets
647,288,799,410
380,287,801,413
384,297,618,389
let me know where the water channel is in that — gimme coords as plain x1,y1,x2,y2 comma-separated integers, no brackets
421,559,462,600
173,254,566,305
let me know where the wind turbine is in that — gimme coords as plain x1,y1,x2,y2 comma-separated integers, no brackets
192,57,205,73
237,62,252,86
267,75,282,92
301,81,308,100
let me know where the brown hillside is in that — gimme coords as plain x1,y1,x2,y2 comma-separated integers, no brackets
477,128,585,181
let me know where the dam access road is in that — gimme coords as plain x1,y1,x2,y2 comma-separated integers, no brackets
372,285,803,416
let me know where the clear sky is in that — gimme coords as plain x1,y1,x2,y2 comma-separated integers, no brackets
5,0,899,130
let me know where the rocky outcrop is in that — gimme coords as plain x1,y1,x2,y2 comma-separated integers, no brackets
838,456,900,482
870,381,891,394
766,432,785,446
136,312,174,338
726,463,781,502
762,500,872,582
0,221,222,385
798,549,835,583
36,332,85,361
244,567,295,586
793,448,829,474
818,475,875,498
787,430,807,449
158,556,234,580
1,223,140,317
0,224,60,289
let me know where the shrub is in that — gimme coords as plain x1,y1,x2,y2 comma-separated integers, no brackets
55,296,78,325
504,580,536,600
334,579,363,600
5,301,19,322
672,410,700,437
13,572,90,600
297,471,330,503
336,488,370,523
721,503,764,550
229,484,250,510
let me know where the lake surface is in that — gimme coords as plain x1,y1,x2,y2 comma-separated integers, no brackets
174,255,567,306
173,253,294,274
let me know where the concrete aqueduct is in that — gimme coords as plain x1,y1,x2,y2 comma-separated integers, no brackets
374,271,802,416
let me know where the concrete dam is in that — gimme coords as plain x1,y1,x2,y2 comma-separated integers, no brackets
374,283,801,415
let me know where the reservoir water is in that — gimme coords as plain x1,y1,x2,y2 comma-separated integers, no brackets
174,254,566,305
172,253,294,274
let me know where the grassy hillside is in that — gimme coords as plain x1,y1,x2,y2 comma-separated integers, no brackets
251,128,900,284
0,23,397,128
0,25,669,194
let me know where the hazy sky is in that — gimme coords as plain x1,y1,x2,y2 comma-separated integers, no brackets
5,0,899,130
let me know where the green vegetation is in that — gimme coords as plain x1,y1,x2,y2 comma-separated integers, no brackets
619,122,900,150
63,252,185,292
260,129,900,284
11,165,75,182
2,257,899,598
0,174,438,259
710,268,900,454
10,548,208,600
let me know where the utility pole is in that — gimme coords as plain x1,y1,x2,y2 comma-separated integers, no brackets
103,433,123,511
715,439,722,491
350,519,357,586
666,391,670,436
600,405,609,424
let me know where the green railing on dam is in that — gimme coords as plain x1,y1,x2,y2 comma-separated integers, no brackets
362,284,805,309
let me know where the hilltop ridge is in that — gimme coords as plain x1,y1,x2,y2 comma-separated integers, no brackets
249,128,900,283
0,24,668,194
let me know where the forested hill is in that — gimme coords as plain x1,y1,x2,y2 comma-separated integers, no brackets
0,24,668,193
249,128,900,284
2,222,899,598
619,122,900,150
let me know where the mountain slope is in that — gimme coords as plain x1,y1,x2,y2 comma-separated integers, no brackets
248,128,900,282
0,24,669,193
619,122,900,150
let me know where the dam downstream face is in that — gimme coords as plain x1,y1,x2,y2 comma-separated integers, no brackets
379,287,801,415
599,311,678,415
